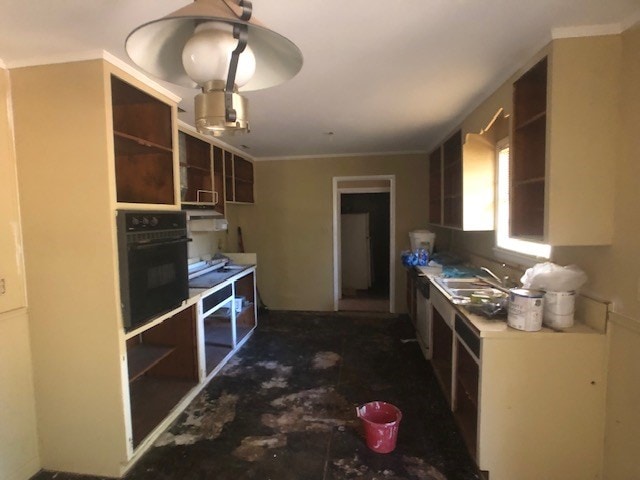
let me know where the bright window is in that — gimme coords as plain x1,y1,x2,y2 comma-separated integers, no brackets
495,140,551,259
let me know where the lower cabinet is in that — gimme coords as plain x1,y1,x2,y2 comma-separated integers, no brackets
124,267,258,458
430,284,606,480
126,306,199,447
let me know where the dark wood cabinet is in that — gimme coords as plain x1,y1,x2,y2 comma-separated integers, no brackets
179,131,213,203
429,148,442,224
111,76,175,205
511,57,547,239
443,130,463,228
224,152,255,203
212,146,225,215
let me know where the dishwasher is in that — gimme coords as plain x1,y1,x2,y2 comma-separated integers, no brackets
415,276,432,359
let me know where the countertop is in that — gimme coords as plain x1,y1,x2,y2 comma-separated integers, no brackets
424,270,604,338
188,264,255,298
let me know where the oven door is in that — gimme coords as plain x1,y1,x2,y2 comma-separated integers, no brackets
122,238,189,331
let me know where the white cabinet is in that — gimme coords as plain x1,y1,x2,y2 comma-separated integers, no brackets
429,280,606,479
511,36,620,245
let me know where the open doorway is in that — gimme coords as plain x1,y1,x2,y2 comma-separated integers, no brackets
333,176,396,313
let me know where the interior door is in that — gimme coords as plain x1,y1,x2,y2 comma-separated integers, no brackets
341,213,371,291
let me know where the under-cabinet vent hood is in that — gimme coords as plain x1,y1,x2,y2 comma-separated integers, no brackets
187,215,228,232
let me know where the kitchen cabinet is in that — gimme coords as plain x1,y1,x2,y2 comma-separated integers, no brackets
429,129,495,231
406,268,417,327
428,279,606,480
510,35,620,245
178,125,226,216
225,152,255,203
12,58,181,477
428,148,442,224
112,76,176,205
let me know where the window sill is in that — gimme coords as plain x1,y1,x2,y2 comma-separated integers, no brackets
492,246,549,268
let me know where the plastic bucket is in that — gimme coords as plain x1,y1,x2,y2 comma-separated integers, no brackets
356,401,402,453
543,291,575,329
409,230,435,255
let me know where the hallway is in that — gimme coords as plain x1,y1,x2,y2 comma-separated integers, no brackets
32,312,479,480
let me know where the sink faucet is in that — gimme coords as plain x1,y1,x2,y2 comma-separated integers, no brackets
480,267,513,288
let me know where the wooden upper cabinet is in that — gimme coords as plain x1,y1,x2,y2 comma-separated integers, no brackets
212,146,225,215
511,57,547,240
224,153,254,204
429,120,497,231
442,131,463,228
510,35,619,246
233,156,254,203
111,76,175,205
429,148,442,224
179,131,213,204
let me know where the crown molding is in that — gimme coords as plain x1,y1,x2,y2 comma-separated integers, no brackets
4,49,180,103
255,150,426,162
551,23,623,39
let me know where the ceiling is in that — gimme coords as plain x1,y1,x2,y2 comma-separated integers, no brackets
0,1,638,160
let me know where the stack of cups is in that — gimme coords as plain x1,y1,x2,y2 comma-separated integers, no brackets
543,291,575,329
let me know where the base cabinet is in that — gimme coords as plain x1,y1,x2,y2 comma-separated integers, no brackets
430,284,606,480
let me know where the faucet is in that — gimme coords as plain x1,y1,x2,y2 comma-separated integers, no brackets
480,266,513,289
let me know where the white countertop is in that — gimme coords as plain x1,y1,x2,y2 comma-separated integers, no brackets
426,273,604,339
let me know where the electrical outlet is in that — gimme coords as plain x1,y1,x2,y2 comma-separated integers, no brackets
0,278,5,296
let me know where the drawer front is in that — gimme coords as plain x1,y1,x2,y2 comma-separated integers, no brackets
455,314,480,359
431,286,454,328
202,284,233,313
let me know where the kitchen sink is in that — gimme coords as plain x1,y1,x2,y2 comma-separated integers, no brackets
434,276,509,318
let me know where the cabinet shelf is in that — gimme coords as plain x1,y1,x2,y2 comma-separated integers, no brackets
514,111,546,130
114,131,173,156
127,344,176,383
513,177,545,186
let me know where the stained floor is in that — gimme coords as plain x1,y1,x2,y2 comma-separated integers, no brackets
32,311,480,480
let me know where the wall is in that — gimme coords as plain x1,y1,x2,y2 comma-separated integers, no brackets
224,155,428,312
429,25,640,479
0,67,40,480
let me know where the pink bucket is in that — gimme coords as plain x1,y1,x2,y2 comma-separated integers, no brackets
356,401,402,453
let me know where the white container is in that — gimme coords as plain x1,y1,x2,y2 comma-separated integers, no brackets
409,230,435,254
543,291,575,329
234,296,244,313
508,288,545,332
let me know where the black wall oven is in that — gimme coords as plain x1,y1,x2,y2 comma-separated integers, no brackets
117,210,190,331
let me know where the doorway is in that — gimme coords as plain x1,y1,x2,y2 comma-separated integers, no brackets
333,176,395,313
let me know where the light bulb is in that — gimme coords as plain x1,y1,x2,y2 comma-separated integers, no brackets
182,21,256,89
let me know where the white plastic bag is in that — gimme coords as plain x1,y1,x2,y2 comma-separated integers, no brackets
520,262,587,292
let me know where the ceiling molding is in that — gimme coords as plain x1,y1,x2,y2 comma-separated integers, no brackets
551,23,623,39
255,150,427,162
5,49,180,103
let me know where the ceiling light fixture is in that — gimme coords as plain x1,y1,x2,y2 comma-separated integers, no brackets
125,0,303,137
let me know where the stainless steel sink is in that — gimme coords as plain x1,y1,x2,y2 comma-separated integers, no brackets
434,277,509,319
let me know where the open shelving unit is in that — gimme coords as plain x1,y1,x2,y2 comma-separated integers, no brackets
431,308,453,404
454,337,479,461
126,306,198,447
111,76,175,205
511,57,547,239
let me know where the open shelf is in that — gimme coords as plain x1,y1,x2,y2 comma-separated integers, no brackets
431,308,453,404
203,305,234,375
127,344,176,383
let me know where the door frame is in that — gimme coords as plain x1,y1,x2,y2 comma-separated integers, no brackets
332,175,396,313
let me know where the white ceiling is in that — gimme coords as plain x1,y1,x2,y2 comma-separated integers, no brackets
0,1,638,159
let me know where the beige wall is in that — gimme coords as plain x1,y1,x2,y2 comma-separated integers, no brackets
0,67,40,480
224,155,428,312
430,25,640,479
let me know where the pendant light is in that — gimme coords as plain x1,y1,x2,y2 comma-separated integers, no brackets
125,0,303,136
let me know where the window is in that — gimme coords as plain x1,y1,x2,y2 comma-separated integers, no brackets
495,139,551,260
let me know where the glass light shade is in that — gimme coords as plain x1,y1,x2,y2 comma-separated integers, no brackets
182,21,256,88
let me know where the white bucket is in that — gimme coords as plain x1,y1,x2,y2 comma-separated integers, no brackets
409,230,435,255
508,289,544,332
543,291,575,329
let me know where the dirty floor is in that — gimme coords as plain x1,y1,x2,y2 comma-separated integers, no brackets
32,311,480,480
